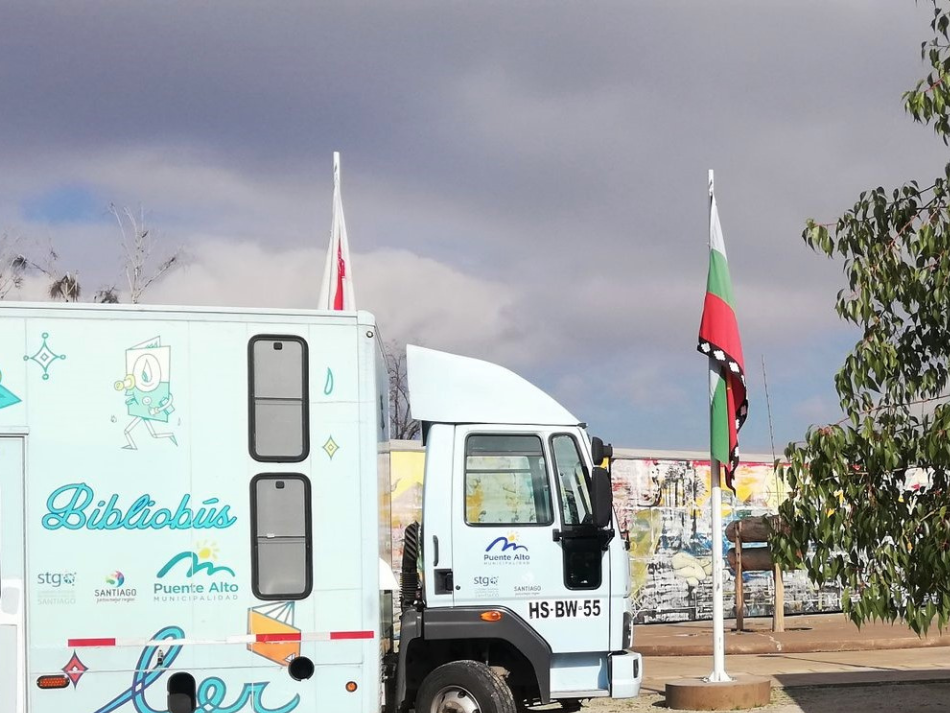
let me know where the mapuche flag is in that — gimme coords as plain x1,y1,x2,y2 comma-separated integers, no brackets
697,175,747,491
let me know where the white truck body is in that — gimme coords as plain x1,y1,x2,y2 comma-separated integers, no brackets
0,302,640,713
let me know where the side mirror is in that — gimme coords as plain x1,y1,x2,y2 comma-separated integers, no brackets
590,466,613,529
591,437,613,465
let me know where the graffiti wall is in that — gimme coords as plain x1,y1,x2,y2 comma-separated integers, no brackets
389,443,843,623
391,449,424,577
612,456,842,623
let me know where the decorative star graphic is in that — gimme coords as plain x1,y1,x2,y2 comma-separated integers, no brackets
24,332,66,380
322,435,339,459
62,651,88,688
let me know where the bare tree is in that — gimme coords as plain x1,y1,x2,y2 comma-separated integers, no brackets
0,233,25,299
387,342,420,440
110,204,184,303
14,240,83,302
2,205,182,304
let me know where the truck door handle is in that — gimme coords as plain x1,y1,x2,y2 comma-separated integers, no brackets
434,569,454,595
432,535,439,567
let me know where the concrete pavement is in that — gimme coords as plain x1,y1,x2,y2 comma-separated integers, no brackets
642,648,950,695
636,612,950,656
635,613,950,695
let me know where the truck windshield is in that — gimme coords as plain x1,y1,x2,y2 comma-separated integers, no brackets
551,435,593,526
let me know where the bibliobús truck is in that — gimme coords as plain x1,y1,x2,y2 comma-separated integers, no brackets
0,302,642,713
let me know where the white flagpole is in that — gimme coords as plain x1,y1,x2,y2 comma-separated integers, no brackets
707,169,731,683
317,153,340,309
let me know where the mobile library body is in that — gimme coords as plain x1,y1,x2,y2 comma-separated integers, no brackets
0,302,642,713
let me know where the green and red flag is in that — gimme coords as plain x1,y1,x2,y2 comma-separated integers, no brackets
697,177,747,491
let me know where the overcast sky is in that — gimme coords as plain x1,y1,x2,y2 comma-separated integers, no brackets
1,1,943,455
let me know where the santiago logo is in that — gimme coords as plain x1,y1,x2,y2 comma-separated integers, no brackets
96,570,136,604
484,534,530,564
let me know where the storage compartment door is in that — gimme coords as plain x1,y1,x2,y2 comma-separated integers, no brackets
0,437,26,713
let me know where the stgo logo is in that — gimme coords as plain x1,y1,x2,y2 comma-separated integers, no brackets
36,571,77,605
37,571,76,588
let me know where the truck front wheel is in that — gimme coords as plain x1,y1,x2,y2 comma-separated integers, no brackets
415,660,516,713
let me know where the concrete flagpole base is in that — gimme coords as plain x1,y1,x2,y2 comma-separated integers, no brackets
665,675,771,710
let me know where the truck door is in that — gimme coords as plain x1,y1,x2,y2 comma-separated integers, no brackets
450,426,611,659
0,436,26,713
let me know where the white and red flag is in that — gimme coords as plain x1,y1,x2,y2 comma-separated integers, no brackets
318,151,355,310
697,172,748,492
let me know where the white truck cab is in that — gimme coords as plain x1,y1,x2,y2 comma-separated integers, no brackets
394,346,642,712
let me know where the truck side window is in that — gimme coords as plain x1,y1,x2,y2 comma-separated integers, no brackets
464,434,553,526
251,474,312,599
551,435,593,526
249,336,309,462
551,434,601,590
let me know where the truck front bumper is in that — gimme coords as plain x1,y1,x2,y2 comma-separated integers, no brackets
608,650,643,698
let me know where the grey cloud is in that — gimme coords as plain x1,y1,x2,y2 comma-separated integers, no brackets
1,0,945,449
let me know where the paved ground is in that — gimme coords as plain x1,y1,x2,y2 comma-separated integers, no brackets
583,613,950,711
643,647,950,695
585,681,950,712
635,612,950,657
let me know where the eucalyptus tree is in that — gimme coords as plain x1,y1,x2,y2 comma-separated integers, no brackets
774,0,950,634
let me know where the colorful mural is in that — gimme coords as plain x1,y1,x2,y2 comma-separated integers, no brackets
391,450,424,574
612,457,841,623
388,445,843,623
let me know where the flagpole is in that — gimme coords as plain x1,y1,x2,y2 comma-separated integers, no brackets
707,169,731,683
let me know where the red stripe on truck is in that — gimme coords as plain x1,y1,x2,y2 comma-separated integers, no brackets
256,632,301,643
330,630,374,640
65,630,374,647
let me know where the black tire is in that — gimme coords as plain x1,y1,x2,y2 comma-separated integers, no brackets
400,521,421,611
415,660,516,713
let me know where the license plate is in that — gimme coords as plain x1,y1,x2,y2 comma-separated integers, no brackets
527,599,602,619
